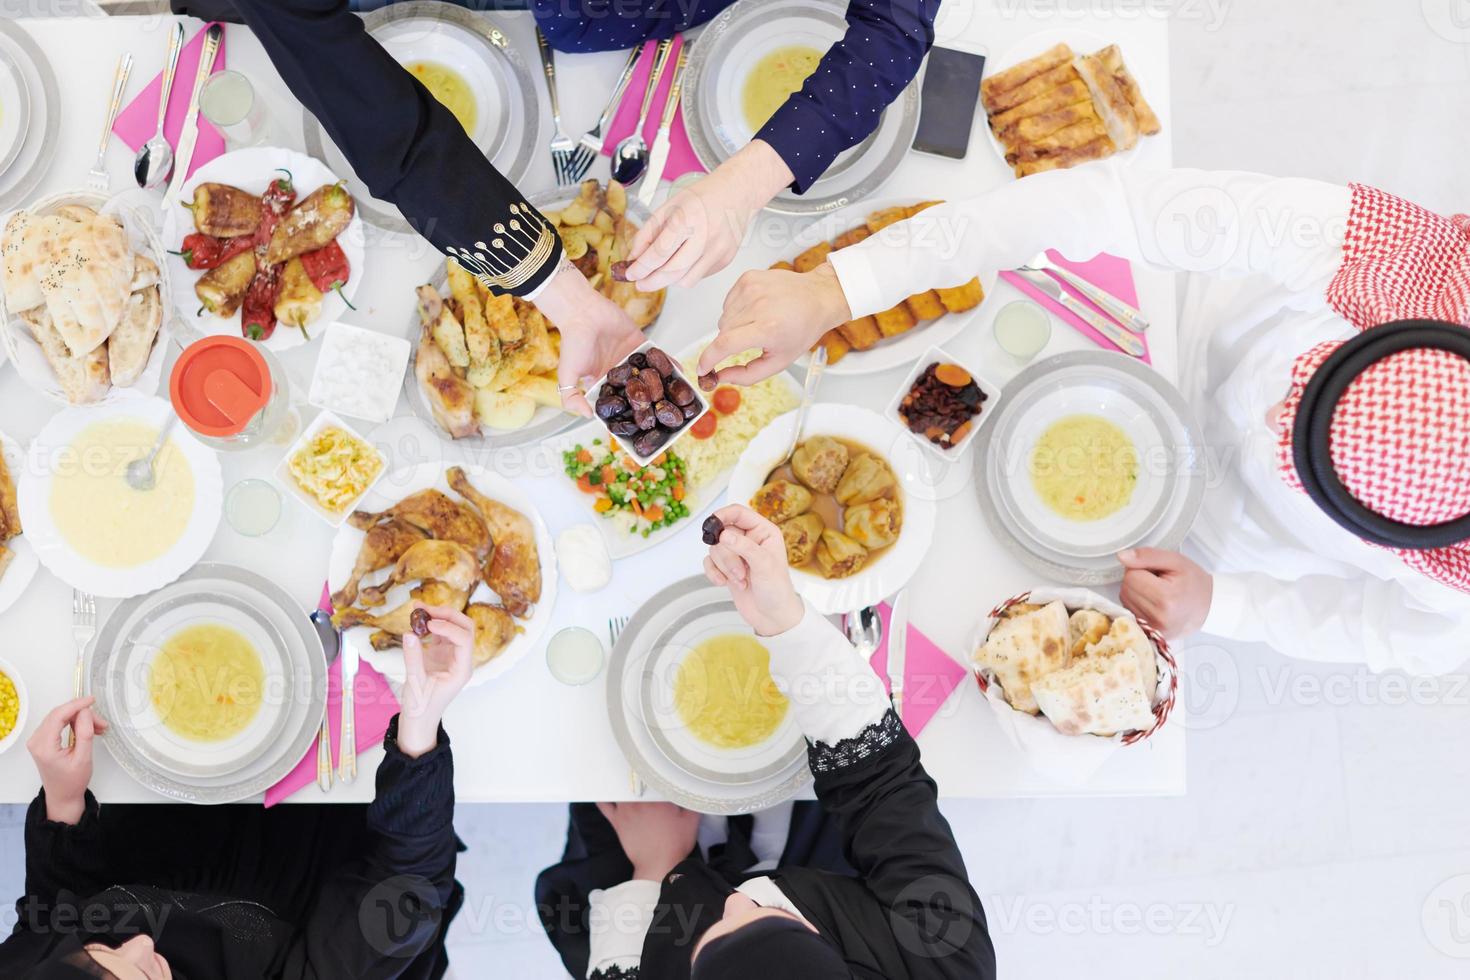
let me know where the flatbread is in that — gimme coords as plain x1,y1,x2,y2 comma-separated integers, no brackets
975,600,1070,714
108,285,162,388
1,211,62,312
130,253,160,292
1032,646,1154,736
35,214,134,356
22,307,110,404
1085,615,1158,701
1068,608,1110,659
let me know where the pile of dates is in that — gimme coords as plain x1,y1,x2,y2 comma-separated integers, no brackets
595,345,704,459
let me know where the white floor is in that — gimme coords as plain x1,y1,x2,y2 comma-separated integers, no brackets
5,2,1470,977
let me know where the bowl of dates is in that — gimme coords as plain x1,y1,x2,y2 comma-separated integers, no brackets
590,341,710,464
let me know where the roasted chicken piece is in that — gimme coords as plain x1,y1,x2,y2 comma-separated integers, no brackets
835,454,897,506
780,512,825,567
0,450,18,578
332,518,427,609
448,466,542,617
751,480,813,524
415,290,478,439
466,603,518,666
816,529,868,579
843,498,903,549
791,437,850,494
349,488,491,564
357,539,480,607
337,580,470,642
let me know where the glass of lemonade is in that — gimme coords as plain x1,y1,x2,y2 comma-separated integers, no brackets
993,301,1053,362
225,478,283,537
546,627,606,686
199,71,276,150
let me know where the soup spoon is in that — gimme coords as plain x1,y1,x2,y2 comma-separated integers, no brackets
125,415,178,492
610,39,673,186
134,22,185,190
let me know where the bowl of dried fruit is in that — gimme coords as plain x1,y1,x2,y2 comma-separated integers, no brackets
589,340,711,466
886,347,1001,461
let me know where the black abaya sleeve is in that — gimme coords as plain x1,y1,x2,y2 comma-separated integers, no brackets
16,790,108,914
170,0,564,297
809,710,998,980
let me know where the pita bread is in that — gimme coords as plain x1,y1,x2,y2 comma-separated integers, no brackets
108,286,162,388
1032,646,1154,736
998,601,1044,620
975,600,1070,714
130,253,160,292
1068,609,1110,659
1085,616,1158,701
55,205,98,223
2,211,63,313
36,214,134,356
22,307,110,404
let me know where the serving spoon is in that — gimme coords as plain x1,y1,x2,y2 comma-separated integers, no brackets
125,414,177,491
610,38,673,186
134,22,185,189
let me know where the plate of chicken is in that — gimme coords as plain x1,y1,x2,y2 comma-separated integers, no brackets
325,461,557,686
162,147,364,351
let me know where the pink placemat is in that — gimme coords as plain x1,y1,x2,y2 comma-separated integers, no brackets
999,250,1151,365
264,584,400,807
602,36,705,185
112,23,229,182
867,602,969,738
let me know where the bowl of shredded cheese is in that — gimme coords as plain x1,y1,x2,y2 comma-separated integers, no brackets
0,657,27,755
276,411,388,526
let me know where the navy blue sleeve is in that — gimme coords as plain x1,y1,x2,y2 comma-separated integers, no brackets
758,0,938,191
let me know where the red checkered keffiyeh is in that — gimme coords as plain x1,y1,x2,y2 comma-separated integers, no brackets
1276,184,1470,593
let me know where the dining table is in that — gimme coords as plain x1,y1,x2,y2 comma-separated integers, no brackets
0,3,1186,804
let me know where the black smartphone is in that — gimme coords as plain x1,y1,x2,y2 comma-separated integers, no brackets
912,46,987,160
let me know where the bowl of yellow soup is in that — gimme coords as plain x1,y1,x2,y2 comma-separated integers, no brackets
0,657,28,756
17,398,224,598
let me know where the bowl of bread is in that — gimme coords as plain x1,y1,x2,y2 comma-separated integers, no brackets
971,587,1176,781
1,190,170,405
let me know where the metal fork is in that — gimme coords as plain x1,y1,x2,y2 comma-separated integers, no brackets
608,616,644,797
88,53,134,193
535,28,577,185
65,591,97,749
567,45,643,184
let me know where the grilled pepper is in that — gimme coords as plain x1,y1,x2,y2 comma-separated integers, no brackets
241,266,283,342
184,183,264,238
194,250,257,318
174,232,255,271
265,182,355,265
274,257,323,339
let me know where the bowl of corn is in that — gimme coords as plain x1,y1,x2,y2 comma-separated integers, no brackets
0,657,27,755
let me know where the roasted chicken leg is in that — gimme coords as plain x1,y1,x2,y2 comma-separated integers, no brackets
336,579,469,636
349,488,491,565
447,466,541,617
415,286,478,439
357,539,480,608
331,518,427,609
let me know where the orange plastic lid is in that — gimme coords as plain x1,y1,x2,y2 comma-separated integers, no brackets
169,336,274,438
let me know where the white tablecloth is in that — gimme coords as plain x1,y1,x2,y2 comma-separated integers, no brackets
0,5,1186,803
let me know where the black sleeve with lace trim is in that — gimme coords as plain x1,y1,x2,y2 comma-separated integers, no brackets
811,708,997,980
589,967,639,980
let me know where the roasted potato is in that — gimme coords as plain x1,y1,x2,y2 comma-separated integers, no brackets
474,389,537,430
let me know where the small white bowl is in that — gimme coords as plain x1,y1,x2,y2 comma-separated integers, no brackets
0,656,29,756
308,322,412,424
587,338,710,467
885,346,1003,462
274,410,388,527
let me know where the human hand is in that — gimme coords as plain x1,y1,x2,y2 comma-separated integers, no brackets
703,504,806,637
596,801,701,882
533,261,644,416
398,605,475,758
27,696,109,825
1118,548,1213,640
622,140,793,292
697,263,852,386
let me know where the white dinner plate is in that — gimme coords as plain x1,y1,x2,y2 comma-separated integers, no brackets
0,21,59,214
726,403,938,615
789,196,997,377
325,460,558,687
0,430,39,616
16,398,224,599
162,147,367,353
0,38,31,180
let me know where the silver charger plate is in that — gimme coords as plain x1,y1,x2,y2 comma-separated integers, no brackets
973,351,1206,585
682,0,921,216
608,576,812,815
89,563,327,804
0,35,33,179
403,186,668,449
302,1,539,234
0,20,59,213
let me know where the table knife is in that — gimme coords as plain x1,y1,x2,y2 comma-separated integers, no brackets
163,23,223,207
1027,253,1151,333
887,590,909,721
338,632,358,783
637,44,690,207
1012,267,1147,358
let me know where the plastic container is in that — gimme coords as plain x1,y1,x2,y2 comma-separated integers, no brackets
169,335,296,451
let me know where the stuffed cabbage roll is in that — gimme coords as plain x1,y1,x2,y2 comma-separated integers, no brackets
780,512,825,566
835,453,897,505
843,497,903,549
751,480,813,524
791,436,850,494
816,529,868,579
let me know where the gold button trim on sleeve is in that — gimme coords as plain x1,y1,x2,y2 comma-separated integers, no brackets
446,202,557,293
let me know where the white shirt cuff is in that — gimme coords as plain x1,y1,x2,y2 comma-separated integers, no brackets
586,879,661,977
826,245,886,320
763,600,891,745
1201,572,1250,638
